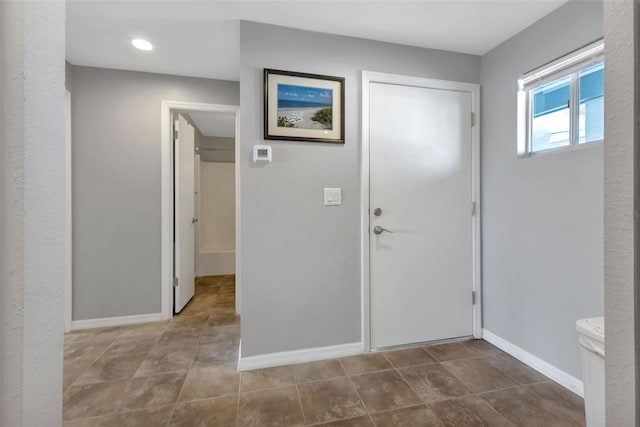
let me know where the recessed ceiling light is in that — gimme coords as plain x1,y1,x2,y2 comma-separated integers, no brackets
131,38,153,51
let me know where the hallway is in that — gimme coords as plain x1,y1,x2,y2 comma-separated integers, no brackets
63,277,585,426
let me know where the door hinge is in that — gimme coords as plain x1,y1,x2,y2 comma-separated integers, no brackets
173,277,179,287
471,112,475,127
472,291,477,305
174,129,179,140
471,201,477,216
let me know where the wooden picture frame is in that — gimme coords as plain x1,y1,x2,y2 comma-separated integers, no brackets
264,69,345,143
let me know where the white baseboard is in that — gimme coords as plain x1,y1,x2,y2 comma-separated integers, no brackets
238,342,363,372
71,312,168,331
482,329,584,397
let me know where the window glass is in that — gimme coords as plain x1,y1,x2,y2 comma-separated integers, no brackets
531,75,571,152
517,40,604,156
578,62,604,143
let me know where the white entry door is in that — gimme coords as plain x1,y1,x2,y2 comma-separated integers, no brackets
174,113,196,313
369,80,475,349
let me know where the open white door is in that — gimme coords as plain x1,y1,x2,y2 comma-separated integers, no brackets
174,113,196,313
369,81,475,349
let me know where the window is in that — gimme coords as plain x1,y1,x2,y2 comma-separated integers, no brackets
518,40,604,156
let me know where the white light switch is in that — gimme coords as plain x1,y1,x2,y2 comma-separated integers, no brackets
324,188,342,206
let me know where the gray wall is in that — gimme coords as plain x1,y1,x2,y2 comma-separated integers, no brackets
69,65,239,320
1,1,65,424
240,21,480,357
603,1,638,424
480,0,603,379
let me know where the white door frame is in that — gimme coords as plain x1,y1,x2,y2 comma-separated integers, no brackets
360,71,482,352
161,100,241,319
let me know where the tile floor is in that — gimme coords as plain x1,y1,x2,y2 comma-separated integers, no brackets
63,276,586,426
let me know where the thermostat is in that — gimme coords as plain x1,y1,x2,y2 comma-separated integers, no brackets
253,145,272,163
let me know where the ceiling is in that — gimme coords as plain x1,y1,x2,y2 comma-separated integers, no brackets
66,0,568,81
188,112,235,138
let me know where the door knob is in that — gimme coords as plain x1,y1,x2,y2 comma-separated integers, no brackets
373,225,393,235
373,207,382,216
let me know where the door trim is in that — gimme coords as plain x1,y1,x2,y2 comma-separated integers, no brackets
360,71,482,352
161,101,241,319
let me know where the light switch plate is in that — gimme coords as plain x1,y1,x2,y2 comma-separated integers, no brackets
324,188,342,206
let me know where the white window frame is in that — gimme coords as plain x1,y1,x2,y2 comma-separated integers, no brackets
517,39,604,157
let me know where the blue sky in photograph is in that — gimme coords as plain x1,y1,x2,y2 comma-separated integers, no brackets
277,84,332,106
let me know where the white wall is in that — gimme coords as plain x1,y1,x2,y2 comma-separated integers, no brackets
196,160,236,276
199,161,236,252
1,1,65,424
240,21,481,358
480,0,603,380
603,1,638,424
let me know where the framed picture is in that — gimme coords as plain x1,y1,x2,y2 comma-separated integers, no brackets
264,69,345,143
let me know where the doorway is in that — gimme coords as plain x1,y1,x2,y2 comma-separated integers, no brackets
174,110,237,313
361,72,482,351
161,101,240,319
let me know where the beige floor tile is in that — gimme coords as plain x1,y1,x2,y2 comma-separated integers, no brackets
120,372,186,412
63,278,582,427
118,322,169,338
168,314,210,330
238,386,304,427
170,395,238,427
103,335,160,355
430,395,515,427
292,359,346,383
314,416,375,426
298,377,366,424
371,405,444,426
383,347,437,368
219,286,235,295
155,330,199,348
216,293,235,304
196,284,221,295
208,312,240,326
198,324,240,344
339,353,392,375
64,405,175,427
75,352,147,384
64,357,95,389
240,365,295,393
193,341,239,369
482,386,584,427
423,343,476,362
179,365,239,401
63,380,130,421
181,299,218,316
64,341,111,361
462,339,505,357
136,345,197,376
527,382,586,425
350,370,421,414
485,353,550,385
441,358,518,393
399,363,470,402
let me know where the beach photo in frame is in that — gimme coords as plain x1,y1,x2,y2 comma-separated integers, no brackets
264,69,345,143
